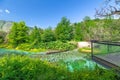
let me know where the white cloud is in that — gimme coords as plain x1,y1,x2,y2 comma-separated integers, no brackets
5,9,10,14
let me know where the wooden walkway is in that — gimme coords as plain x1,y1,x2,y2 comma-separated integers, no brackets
92,53,120,69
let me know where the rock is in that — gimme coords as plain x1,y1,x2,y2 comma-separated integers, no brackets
0,20,33,33
0,20,13,32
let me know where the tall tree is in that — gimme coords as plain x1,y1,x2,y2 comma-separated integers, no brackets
29,26,41,44
83,16,91,21
81,16,96,40
74,23,83,41
41,27,56,42
55,17,73,42
8,22,18,45
8,21,29,46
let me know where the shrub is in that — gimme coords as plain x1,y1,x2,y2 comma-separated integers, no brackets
15,43,46,52
16,43,31,51
39,41,77,51
29,48,46,52
0,55,119,80
0,55,68,80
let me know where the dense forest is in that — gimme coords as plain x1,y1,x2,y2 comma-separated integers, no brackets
0,16,120,52
0,16,120,79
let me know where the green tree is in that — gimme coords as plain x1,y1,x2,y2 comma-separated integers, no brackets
83,16,91,21
41,27,56,42
8,21,29,46
81,16,97,40
74,23,83,41
103,18,120,41
55,17,73,42
8,22,18,45
29,26,41,44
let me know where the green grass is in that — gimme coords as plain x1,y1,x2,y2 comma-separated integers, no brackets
78,47,91,53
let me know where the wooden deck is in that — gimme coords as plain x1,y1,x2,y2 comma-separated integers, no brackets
92,53,120,69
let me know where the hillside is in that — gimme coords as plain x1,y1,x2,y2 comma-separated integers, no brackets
0,20,13,32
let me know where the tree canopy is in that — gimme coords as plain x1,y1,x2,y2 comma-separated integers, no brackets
55,17,73,42
8,21,29,46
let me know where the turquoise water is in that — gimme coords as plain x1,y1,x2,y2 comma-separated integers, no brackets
66,60,96,71
0,48,30,56
34,50,104,71
0,48,104,71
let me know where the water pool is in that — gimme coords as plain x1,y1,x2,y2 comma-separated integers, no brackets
33,50,104,71
0,48,30,56
0,48,104,71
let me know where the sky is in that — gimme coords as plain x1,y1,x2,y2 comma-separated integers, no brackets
0,0,104,28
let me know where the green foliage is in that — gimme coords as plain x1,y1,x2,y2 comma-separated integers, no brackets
0,55,68,80
1,16,120,46
16,43,31,51
29,26,41,44
29,48,46,52
83,16,91,21
39,41,76,50
55,17,73,42
70,67,119,80
41,27,56,42
8,21,29,46
15,43,46,52
74,23,83,41
81,18,97,40
1,16,120,53
104,18,120,41
72,16,120,41
8,22,17,45
0,55,119,80
0,41,76,52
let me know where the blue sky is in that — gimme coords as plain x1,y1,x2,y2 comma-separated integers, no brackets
0,0,104,28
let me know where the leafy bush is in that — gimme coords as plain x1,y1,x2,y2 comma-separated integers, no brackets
0,43,13,49
0,55,68,80
29,48,46,52
39,41,77,50
0,41,76,52
0,55,119,80
16,43,31,51
16,43,46,52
